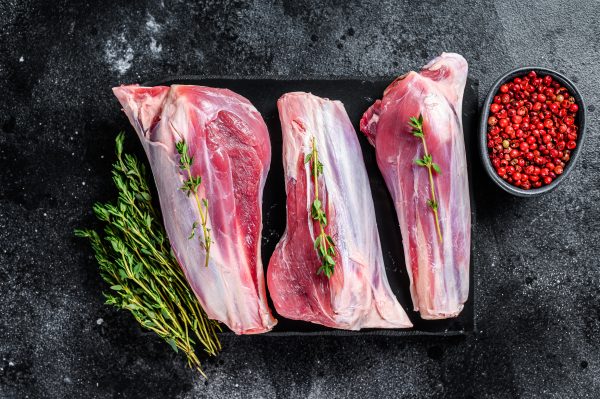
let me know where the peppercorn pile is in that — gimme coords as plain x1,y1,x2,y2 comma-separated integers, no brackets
486,71,579,189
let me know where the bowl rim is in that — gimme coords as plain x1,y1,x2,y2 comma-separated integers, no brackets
479,66,587,197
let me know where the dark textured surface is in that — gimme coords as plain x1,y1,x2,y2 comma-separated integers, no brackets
0,0,598,398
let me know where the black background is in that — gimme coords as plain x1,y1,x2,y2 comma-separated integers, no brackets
1,1,599,398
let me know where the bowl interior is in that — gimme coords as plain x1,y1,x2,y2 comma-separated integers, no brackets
479,67,586,197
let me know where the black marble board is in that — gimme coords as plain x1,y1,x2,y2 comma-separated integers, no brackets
144,77,479,336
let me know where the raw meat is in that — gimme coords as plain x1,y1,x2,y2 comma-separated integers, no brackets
360,53,471,320
113,84,277,334
267,92,413,330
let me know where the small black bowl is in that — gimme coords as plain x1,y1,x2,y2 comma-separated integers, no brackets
480,67,586,197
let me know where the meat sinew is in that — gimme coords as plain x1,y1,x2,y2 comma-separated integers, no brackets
268,92,413,330
360,53,471,320
113,84,277,334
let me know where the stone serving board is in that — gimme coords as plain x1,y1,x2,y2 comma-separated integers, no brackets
143,77,479,336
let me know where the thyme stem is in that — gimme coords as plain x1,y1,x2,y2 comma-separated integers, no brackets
175,140,212,267
305,136,336,278
409,114,443,243
312,140,328,256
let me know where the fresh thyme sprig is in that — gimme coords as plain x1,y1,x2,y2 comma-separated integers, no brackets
75,133,221,377
175,140,212,267
304,136,336,278
409,114,443,243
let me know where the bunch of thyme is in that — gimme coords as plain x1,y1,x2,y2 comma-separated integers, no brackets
75,133,221,376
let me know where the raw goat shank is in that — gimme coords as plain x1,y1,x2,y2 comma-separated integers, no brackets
268,92,413,330
360,53,471,319
113,84,277,334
